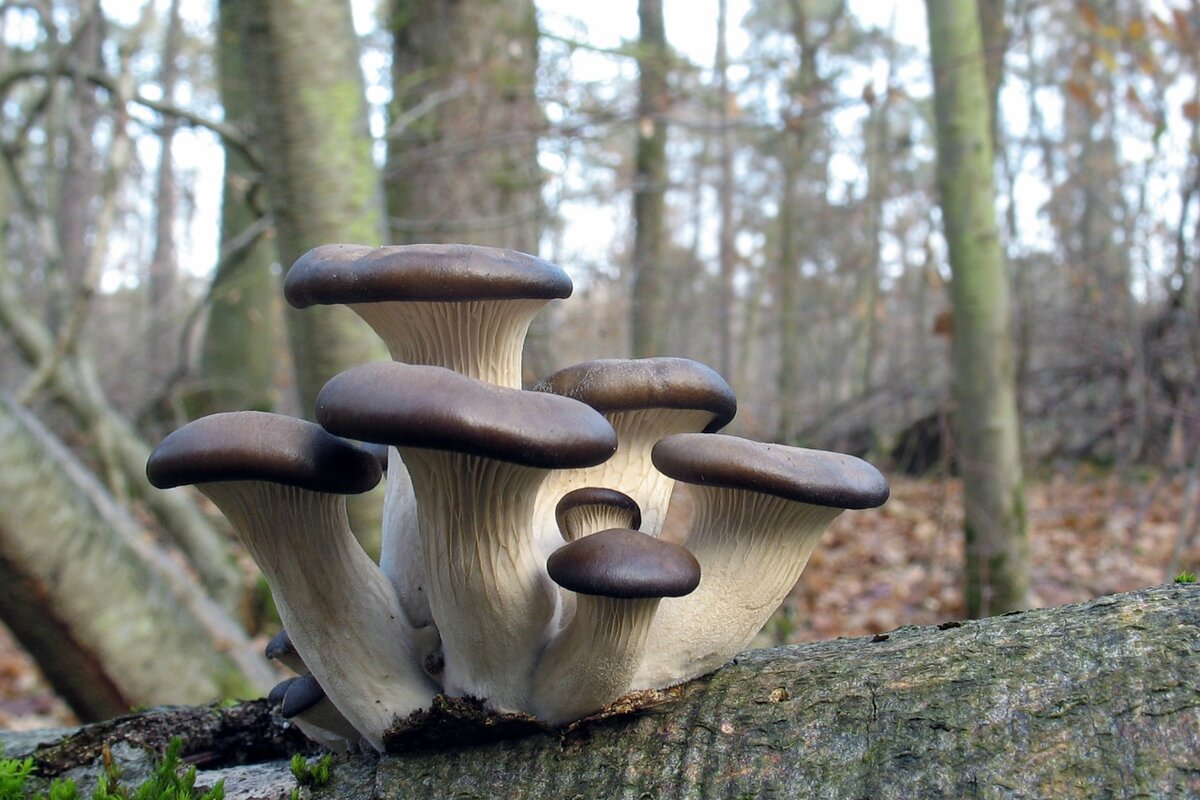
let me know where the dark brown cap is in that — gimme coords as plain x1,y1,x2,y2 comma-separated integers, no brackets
316,362,617,469
532,358,736,433
555,487,642,540
267,676,298,706
652,433,889,510
284,243,572,307
146,412,382,494
280,673,326,719
546,528,700,599
265,629,296,662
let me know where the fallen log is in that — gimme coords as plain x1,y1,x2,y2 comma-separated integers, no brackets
4,584,1198,798
0,394,275,720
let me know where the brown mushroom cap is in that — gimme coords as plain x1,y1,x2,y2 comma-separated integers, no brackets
267,676,298,706
555,487,642,538
283,243,572,307
265,629,298,662
547,528,700,599
532,358,737,433
280,673,327,719
652,433,889,510
316,362,617,470
146,411,382,495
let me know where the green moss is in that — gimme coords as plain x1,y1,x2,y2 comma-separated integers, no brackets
288,755,332,788
289,754,333,800
1174,571,1197,584
0,754,36,800
0,738,221,800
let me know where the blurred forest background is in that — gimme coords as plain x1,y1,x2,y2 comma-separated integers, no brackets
1,0,1200,728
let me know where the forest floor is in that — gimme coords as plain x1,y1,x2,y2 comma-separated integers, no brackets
2,470,1197,731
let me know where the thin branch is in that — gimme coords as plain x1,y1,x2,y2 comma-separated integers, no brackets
0,64,260,171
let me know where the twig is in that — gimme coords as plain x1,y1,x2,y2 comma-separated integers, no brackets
0,64,260,171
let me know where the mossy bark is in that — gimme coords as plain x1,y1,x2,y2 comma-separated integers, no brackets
6,586,1198,798
234,0,387,415
926,0,1030,617
192,0,286,418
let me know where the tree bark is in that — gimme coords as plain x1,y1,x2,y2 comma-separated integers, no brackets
0,395,274,721
192,0,286,417
5,586,1197,798
235,0,386,415
926,0,1029,617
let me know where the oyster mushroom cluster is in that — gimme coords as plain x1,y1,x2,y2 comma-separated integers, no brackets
146,243,889,752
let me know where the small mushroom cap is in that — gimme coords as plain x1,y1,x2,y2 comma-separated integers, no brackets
280,673,327,719
652,433,890,510
284,243,572,307
547,528,701,599
146,411,382,494
264,629,297,662
532,358,737,433
267,676,298,706
555,487,642,535
317,362,617,470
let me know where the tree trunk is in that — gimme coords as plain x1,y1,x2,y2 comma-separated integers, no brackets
192,0,286,418
5,585,1197,798
715,0,735,378
235,0,386,415
0,394,274,721
144,0,184,405
385,0,546,382
630,0,669,359
926,0,1029,617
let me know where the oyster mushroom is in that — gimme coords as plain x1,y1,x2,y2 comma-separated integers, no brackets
555,487,643,543
532,528,700,724
283,242,571,389
265,629,305,674
285,243,571,636
280,673,368,753
631,433,889,690
316,361,617,712
531,357,736,554
146,411,436,750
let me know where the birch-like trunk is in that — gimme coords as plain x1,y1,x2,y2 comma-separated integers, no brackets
926,0,1029,616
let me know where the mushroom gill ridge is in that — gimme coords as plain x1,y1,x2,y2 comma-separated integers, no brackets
146,243,889,748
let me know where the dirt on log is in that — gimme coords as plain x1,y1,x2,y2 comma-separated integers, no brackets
3,584,1198,799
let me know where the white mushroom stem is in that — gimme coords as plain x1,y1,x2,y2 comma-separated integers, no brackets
350,299,547,389
399,449,560,712
631,488,842,691
200,481,436,750
531,595,660,724
534,408,715,555
379,447,442,683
